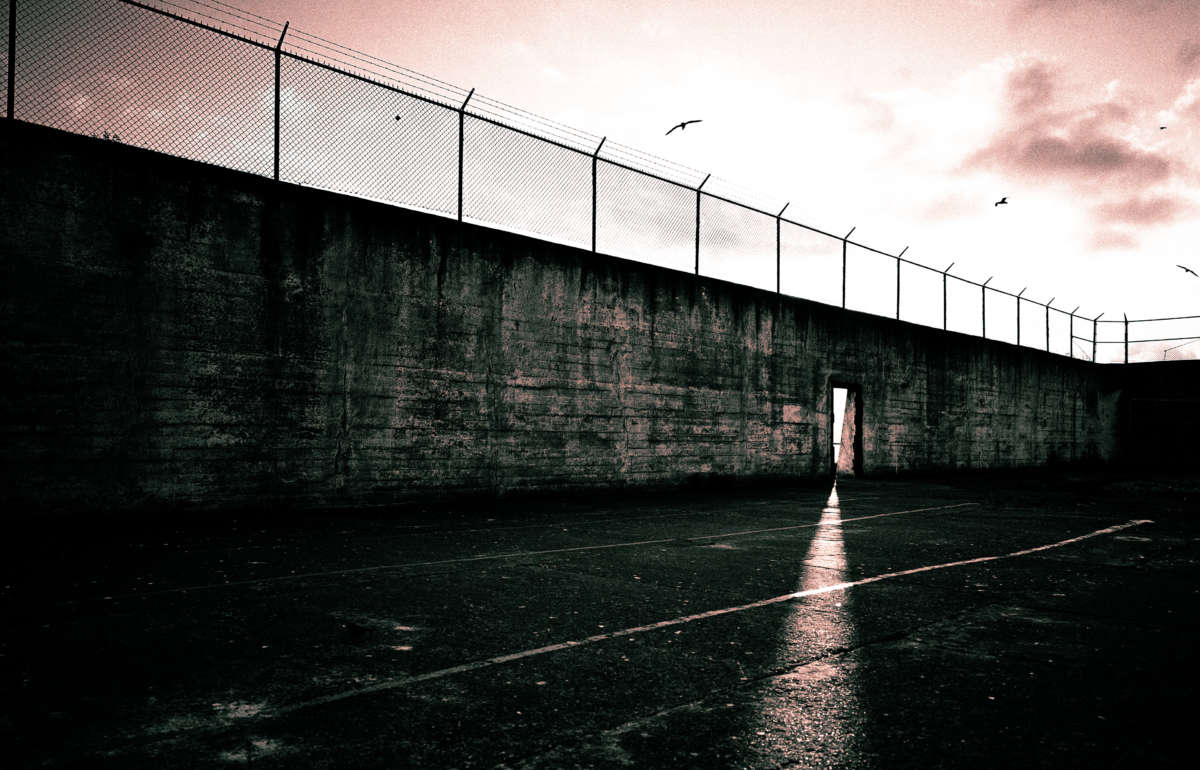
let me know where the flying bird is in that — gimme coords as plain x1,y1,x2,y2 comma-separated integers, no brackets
1160,125,1166,130
994,197,1008,207
1178,264,1198,277
666,120,702,135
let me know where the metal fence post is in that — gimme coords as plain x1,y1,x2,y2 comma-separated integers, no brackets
456,88,474,222
1124,313,1129,363
981,276,992,339
1068,306,1079,359
775,202,789,294
694,174,710,276
841,227,855,309
7,0,16,120
591,136,605,253
942,262,954,330
1092,313,1103,363
895,246,907,321
272,21,289,182
1045,298,1054,352
1015,288,1027,346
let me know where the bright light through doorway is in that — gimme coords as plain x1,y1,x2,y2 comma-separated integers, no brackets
833,387,848,466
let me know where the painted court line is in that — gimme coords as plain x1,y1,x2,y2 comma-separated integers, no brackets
270,518,1153,717
104,501,978,600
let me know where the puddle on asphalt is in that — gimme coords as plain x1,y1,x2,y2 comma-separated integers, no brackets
211,701,266,720
219,737,290,764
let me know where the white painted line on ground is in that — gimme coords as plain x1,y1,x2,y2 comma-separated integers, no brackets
107,501,978,600
451,494,881,534
270,518,1153,717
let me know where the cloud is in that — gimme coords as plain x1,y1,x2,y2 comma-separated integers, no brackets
1006,60,1056,115
1167,78,1200,121
1016,0,1200,18
1094,194,1191,225
851,93,895,134
1179,40,1200,73
1089,228,1138,250
966,117,1170,187
964,59,1174,189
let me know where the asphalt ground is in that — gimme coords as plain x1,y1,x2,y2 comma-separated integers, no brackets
2,474,1198,768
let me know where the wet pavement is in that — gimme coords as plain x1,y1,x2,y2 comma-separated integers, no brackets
2,474,1199,768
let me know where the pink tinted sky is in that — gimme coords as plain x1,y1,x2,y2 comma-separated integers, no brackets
230,0,1198,348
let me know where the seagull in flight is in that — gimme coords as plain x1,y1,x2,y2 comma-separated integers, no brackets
1179,264,1198,277
666,119,702,136
994,196,1008,207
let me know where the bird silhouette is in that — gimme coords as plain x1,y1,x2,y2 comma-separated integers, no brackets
1160,125,1167,130
1178,264,1198,277
994,196,1008,207
666,119,702,135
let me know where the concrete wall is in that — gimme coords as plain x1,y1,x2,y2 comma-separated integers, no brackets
1118,361,1200,470
1,121,1125,512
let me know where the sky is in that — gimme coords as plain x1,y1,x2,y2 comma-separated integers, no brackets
24,0,1200,360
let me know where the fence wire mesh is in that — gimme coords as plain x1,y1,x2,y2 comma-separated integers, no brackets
5,0,1195,363
779,224,841,307
2,2,9,115
463,116,590,249
16,0,273,176
844,244,894,318
1017,299,1043,352
1048,311,1070,358
280,56,457,216
985,291,1017,346
946,277,983,337
899,262,943,331
596,162,694,273
699,197,775,292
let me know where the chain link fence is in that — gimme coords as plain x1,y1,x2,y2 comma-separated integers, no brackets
6,0,1197,363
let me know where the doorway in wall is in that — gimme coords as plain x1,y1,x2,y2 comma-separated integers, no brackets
831,384,863,478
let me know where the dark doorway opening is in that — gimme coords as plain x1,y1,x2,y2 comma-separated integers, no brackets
831,384,863,478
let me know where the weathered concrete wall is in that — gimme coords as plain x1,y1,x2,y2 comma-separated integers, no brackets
1117,361,1200,469
0,121,1123,512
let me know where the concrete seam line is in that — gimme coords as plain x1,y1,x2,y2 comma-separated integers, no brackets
98,501,980,600
268,518,1153,718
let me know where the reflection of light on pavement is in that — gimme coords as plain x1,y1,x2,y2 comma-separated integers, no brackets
744,483,863,764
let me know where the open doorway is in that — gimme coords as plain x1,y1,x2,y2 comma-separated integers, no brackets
831,383,863,478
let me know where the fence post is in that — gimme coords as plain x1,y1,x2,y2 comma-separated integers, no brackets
7,0,16,120
841,226,855,309
1015,288,1026,346
981,276,992,339
775,202,789,294
1045,297,1054,352
1068,306,1079,359
694,173,711,276
895,246,907,321
457,88,475,222
942,262,954,331
1092,312,1103,363
1124,313,1129,363
272,21,289,182
591,136,605,253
